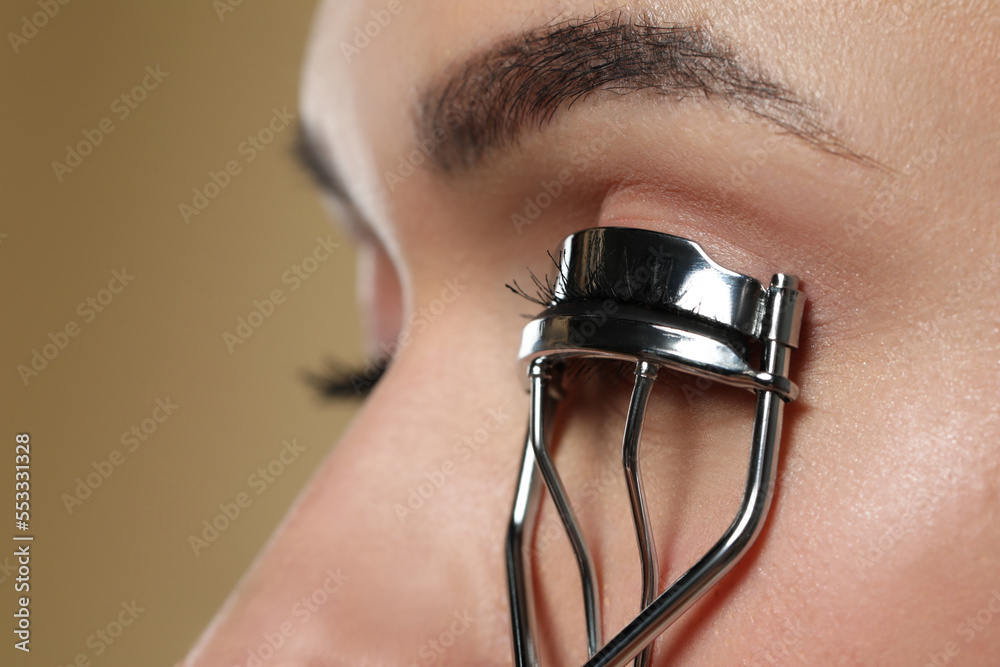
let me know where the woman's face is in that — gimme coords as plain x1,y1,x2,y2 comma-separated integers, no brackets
184,1,1000,665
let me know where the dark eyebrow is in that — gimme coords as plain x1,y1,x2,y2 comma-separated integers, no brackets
294,121,350,201
294,122,379,239
418,10,872,173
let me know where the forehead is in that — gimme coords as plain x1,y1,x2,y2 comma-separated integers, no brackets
298,0,970,231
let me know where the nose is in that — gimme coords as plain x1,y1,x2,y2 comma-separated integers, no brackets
181,292,529,666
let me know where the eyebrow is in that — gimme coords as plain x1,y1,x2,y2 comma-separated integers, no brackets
419,10,870,173
297,10,873,203
295,123,351,202
294,125,379,240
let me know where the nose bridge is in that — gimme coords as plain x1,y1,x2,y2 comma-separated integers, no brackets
351,345,525,522
311,303,529,657
184,287,530,666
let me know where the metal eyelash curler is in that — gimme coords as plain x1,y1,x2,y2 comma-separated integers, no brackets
505,227,804,667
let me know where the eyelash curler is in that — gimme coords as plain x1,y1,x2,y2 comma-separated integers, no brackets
505,227,804,667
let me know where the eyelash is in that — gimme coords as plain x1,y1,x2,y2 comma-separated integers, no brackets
307,360,388,400
312,245,681,400
505,248,689,312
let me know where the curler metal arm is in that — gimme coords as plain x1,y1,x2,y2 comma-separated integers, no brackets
583,276,798,667
527,361,603,658
621,361,660,667
506,430,542,667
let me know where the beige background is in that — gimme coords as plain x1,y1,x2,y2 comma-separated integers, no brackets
0,1,364,665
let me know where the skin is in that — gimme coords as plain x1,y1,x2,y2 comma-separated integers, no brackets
182,1,1000,665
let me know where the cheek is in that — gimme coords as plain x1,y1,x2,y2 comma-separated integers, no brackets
701,373,1000,664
